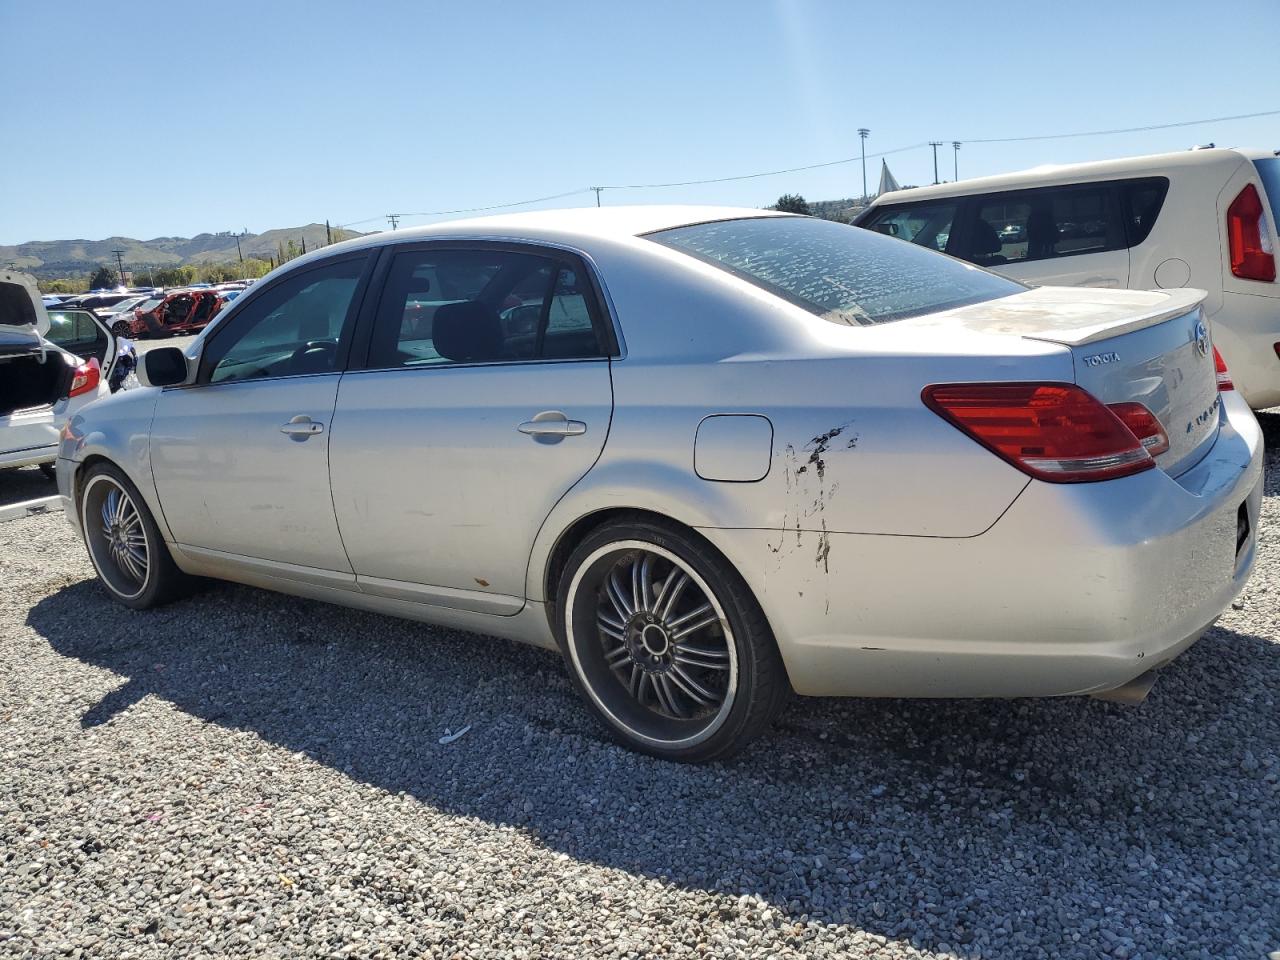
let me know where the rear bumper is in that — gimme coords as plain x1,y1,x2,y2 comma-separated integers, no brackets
700,391,1264,698
1212,291,1280,409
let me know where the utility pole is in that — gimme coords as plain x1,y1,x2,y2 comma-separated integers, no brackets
857,128,870,202
591,187,604,207
300,235,307,255
929,141,944,185
233,233,244,264
325,220,333,245
111,248,126,286
952,141,961,182
386,213,400,230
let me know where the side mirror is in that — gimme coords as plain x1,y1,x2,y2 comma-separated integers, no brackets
139,347,191,387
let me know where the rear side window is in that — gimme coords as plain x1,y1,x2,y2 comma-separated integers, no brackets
1120,177,1169,246
859,201,957,252
1252,158,1280,231
648,216,1022,325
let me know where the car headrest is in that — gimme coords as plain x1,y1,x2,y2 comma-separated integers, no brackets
970,218,1002,256
432,300,502,362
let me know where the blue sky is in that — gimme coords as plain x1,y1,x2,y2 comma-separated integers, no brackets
3,0,1278,244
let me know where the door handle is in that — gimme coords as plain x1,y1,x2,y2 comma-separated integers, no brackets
518,410,587,442
280,416,324,440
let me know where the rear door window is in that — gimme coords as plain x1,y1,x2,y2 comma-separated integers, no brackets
1120,177,1169,246
365,246,608,368
970,184,1118,266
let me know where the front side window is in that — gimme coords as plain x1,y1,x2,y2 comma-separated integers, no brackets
649,216,1021,325
860,201,957,252
366,247,606,368
202,256,365,383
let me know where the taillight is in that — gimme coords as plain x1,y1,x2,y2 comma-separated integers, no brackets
1107,402,1170,456
68,357,101,398
922,382,1155,483
1226,183,1276,282
1213,346,1234,391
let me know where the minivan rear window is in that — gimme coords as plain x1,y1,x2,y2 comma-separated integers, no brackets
1252,158,1280,231
647,216,1022,325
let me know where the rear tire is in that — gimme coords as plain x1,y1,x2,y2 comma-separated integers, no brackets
79,462,189,609
556,517,789,762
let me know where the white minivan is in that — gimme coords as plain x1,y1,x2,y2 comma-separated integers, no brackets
856,148,1280,409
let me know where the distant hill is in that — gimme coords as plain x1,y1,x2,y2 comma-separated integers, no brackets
1,223,367,278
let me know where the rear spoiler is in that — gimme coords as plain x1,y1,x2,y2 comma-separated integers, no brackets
1021,288,1208,347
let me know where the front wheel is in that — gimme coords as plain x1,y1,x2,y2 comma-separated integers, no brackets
111,320,131,338
79,463,189,609
557,518,788,762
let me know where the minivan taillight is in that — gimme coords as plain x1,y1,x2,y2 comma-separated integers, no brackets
923,382,1155,483
1213,346,1234,391
68,357,101,398
1227,183,1276,282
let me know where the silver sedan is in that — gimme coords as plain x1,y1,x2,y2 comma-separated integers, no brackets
57,207,1263,761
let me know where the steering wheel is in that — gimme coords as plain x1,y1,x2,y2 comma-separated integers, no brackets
289,339,339,373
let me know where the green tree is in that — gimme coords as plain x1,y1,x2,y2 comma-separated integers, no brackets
88,265,118,289
771,194,811,215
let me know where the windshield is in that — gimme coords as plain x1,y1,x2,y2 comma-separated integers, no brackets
647,216,1023,325
136,298,163,312
1252,158,1280,234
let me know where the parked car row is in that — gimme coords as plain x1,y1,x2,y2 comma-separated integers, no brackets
44,281,254,341
856,146,1280,409
56,207,1261,761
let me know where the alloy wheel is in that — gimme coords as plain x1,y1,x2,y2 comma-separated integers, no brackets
83,476,150,599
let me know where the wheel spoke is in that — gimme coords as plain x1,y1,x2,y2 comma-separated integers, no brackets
659,572,689,620
607,570,633,619
628,665,641,697
605,644,631,668
113,490,128,525
631,557,644,613
668,601,714,633
100,493,115,529
638,554,655,611
669,664,718,705
636,672,652,706
674,650,731,671
597,614,626,642
655,675,684,717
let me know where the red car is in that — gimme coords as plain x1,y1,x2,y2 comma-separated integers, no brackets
111,289,226,339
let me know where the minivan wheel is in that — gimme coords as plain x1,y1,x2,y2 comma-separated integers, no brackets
80,463,187,609
557,518,788,762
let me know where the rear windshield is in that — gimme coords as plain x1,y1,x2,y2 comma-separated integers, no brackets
1252,158,1280,232
647,216,1022,325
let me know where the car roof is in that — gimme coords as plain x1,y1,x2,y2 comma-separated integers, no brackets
870,147,1268,206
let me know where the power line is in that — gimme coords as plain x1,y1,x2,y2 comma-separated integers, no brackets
963,108,1280,144
334,108,1279,228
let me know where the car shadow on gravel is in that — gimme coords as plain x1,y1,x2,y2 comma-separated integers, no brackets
28,576,1280,956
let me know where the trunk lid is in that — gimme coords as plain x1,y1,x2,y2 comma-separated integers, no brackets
0,271,51,356
923,286,1220,476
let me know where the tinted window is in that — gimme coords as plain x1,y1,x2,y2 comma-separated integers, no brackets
649,216,1020,325
367,247,605,368
1121,177,1169,246
970,184,1116,266
859,201,957,252
1252,159,1280,231
202,257,365,383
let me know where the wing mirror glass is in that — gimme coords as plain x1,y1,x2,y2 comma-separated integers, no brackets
140,346,191,387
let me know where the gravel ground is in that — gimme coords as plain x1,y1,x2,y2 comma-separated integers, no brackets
2,414,1278,960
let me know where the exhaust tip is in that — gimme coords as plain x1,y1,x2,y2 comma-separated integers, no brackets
1091,669,1158,705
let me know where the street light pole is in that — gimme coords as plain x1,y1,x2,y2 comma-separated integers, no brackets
929,142,943,185
857,128,870,202
952,141,961,182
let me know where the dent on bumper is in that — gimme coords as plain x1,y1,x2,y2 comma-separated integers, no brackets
700,396,1264,699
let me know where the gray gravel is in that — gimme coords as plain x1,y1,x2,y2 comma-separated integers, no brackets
2,414,1278,959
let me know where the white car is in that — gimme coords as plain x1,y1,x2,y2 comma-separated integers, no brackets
856,147,1280,409
1,270,120,474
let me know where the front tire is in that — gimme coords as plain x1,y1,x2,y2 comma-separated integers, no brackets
79,463,188,609
556,517,788,762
